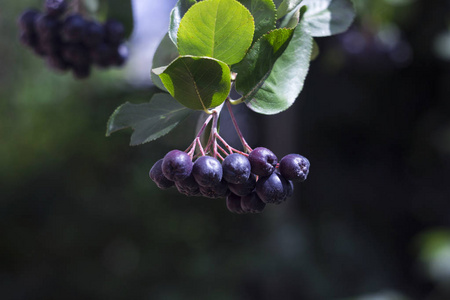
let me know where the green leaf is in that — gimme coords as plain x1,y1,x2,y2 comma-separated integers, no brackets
169,0,197,45
302,0,355,37
237,0,277,42
233,28,295,97
416,230,450,263
277,0,303,19
177,0,255,65
311,39,319,60
104,0,134,38
153,56,231,111
151,34,180,92
273,0,283,7
278,2,302,28
106,93,192,146
239,19,313,115
82,0,100,14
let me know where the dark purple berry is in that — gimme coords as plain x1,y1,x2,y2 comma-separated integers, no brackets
72,64,91,79
111,44,128,67
32,40,48,57
104,20,125,45
226,193,244,214
241,192,266,213
256,172,289,204
162,150,193,181
40,36,61,55
36,15,60,40
175,173,200,196
279,154,310,182
228,174,256,196
18,9,40,33
62,44,90,65
62,14,86,42
192,156,223,187
286,180,294,198
20,31,38,48
200,180,229,199
90,43,114,67
82,21,105,48
149,159,175,189
248,147,278,177
222,153,251,184
46,54,70,72
45,0,67,17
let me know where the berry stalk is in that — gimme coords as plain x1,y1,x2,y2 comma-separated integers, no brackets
226,99,252,153
185,114,213,159
186,100,255,160
150,104,311,213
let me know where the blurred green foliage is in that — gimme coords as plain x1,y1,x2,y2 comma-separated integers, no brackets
2,0,450,300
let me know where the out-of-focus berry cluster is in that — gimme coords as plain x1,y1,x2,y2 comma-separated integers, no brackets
149,147,310,214
18,0,128,79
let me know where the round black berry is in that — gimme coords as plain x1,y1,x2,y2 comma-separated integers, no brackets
40,36,61,55
149,159,175,189
200,179,229,199
36,15,60,40
162,150,193,181
18,9,40,33
248,147,278,177
256,172,289,204
45,0,67,17
175,173,200,196
104,20,125,45
192,156,223,187
222,153,251,184
111,45,128,67
20,31,38,48
62,44,90,65
46,54,70,72
241,192,266,213
279,154,310,182
62,14,86,43
228,174,256,197
32,40,47,57
90,43,114,67
83,21,105,48
286,179,294,198
72,64,91,79
226,193,244,214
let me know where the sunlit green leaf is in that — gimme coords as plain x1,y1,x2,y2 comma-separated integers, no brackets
278,1,305,28
302,0,355,37
154,56,231,111
151,34,180,92
239,19,313,115
106,93,192,145
237,0,277,42
169,0,197,45
277,0,303,19
177,0,255,65
233,28,294,96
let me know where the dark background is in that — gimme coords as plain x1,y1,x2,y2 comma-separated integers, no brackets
1,1,450,299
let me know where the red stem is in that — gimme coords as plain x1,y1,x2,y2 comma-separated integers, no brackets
226,99,253,153
217,144,229,156
185,114,214,158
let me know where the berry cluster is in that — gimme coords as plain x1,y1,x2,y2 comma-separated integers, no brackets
149,101,310,214
18,0,128,79
150,147,309,214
